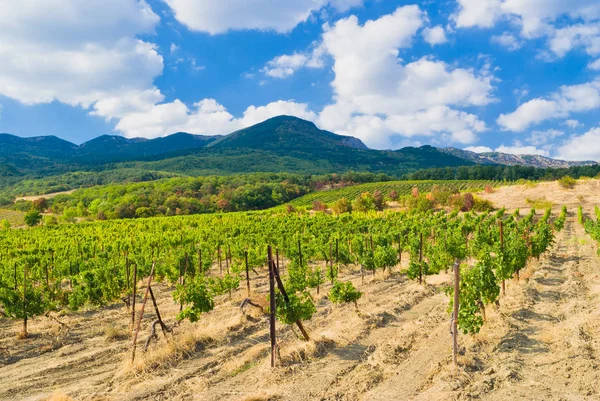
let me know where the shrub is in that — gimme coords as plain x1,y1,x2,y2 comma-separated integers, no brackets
373,190,385,211
407,195,435,212
331,198,352,215
329,281,362,308
558,175,577,189
285,204,296,214
484,184,494,194
388,190,399,201
473,197,494,212
1,219,10,230
312,200,327,212
352,192,376,212
43,215,59,226
462,193,475,212
24,210,42,227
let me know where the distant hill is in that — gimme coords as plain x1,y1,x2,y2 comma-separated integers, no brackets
441,147,597,168
0,116,472,178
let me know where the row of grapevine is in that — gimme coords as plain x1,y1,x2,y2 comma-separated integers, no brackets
288,180,500,207
0,205,561,367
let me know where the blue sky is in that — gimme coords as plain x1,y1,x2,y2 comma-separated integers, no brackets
0,0,599,160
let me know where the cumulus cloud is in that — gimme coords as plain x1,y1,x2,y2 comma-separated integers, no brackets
114,98,316,139
589,58,600,70
261,44,325,78
465,146,493,153
562,119,583,128
0,1,162,109
497,79,600,131
453,0,600,58
164,0,364,35
422,26,448,45
527,128,565,146
491,32,523,51
557,127,600,161
465,143,549,156
310,6,494,148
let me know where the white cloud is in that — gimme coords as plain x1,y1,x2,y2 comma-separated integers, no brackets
0,0,162,116
466,143,550,156
495,144,549,156
527,128,565,146
164,0,364,35
491,32,523,51
311,6,494,148
465,146,493,153
557,127,600,161
113,98,316,139
563,119,583,128
589,58,600,70
422,26,448,46
497,79,600,131
170,43,179,54
453,0,600,58
453,0,503,29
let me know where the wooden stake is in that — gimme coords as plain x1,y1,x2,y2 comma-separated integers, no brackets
500,221,505,295
268,246,277,368
22,264,27,338
419,233,423,285
452,259,460,368
148,285,168,339
245,250,250,297
131,261,155,363
131,263,137,327
272,256,309,341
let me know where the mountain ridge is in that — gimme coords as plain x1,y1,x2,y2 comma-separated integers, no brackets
441,147,596,168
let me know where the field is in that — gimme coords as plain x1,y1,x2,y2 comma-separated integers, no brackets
289,180,499,207
0,208,24,228
0,180,599,400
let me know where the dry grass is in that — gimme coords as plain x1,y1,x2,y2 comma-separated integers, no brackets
124,331,213,375
103,324,129,342
46,391,75,401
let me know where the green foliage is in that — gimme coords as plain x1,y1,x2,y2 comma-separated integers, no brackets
273,291,316,325
208,274,241,297
558,175,577,189
329,281,362,307
24,209,42,227
352,192,377,213
331,197,352,215
173,276,215,322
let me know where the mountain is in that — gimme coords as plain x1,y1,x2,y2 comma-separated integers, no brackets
75,132,219,163
441,147,597,168
137,116,470,176
208,115,368,151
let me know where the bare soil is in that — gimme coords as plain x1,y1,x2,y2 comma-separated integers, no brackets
1,181,600,401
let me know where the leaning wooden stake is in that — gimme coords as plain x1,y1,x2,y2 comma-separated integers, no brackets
499,220,505,295
245,250,251,297
131,263,137,327
419,232,423,285
131,261,156,363
148,286,169,339
22,264,28,338
452,259,460,368
268,246,277,368
272,255,310,341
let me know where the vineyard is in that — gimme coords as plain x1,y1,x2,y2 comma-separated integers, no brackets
0,209,24,228
288,180,501,207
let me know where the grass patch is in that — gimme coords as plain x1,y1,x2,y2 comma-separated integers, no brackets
230,360,259,377
0,208,25,228
526,198,554,209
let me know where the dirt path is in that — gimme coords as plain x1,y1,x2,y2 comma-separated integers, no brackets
461,217,600,400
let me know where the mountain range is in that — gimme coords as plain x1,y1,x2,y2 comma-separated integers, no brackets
0,116,596,180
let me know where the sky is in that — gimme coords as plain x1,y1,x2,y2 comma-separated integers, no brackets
0,0,599,161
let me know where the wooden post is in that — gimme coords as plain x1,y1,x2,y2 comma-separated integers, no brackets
419,233,423,285
272,255,310,341
398,233,402,266
297,239,303,268
329,242,334,284
148,285,168,339
198,248,203,274
131,263,137,327
268,246,277,368
125,255,130,310
452,259,460,368
131,261,156,363
22,264,27,338
218,245,222,275
500,221,505,295
245,250,251,297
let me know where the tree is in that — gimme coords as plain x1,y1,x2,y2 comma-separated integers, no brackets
352,192,376,213
32,198,48,212
331,198,352,215
373,190,385,211
24,210,42,227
